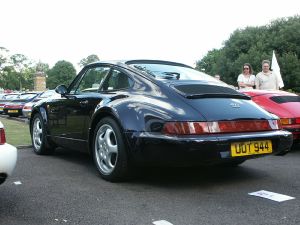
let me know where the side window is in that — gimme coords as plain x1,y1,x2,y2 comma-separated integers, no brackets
70,66,110,94
101,69,133,91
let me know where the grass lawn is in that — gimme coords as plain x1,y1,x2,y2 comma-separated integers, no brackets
1,117,31,146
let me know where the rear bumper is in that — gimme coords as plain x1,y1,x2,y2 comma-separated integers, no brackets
3,108,23,116
283,127,300,141
127,130,293,166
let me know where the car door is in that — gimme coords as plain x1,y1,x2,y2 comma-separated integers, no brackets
48,65,111,149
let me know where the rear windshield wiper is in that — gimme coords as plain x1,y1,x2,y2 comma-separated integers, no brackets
162,72,180,80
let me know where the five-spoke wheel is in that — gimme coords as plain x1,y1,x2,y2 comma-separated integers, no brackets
31,114,54,155
93,117,130,181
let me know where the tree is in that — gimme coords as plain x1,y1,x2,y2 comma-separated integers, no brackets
196,16,300,92
47,60,77,89
0,47,9,69
10,54,32,90
78,54,100,68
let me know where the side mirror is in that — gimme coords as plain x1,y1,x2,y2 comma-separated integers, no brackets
55,85,68,95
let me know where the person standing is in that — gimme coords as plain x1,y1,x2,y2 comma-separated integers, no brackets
237,63,255,90
255,60,279,90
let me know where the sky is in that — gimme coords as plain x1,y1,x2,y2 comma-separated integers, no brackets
1,0,299,71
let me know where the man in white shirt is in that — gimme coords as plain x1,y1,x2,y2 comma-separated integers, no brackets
255,60,279,90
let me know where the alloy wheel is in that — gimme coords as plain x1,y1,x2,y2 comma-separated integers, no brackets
32,117,43,151
95,124,118,175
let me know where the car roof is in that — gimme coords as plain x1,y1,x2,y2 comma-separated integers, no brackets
86,59,193,69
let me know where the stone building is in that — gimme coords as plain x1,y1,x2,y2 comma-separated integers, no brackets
33,63,47,91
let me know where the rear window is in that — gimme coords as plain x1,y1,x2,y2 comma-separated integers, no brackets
129,63,221,82
19,94,37,100
270,96,300,104
3,94,19,100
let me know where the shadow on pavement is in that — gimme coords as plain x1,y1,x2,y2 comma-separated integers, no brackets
49,147,268,189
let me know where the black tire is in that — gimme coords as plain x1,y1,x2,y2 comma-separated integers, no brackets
93,117,131,182
30,113,55,155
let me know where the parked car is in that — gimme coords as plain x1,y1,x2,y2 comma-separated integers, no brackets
3,93,39,117
0,121,17,185
0,93,20,114
241,89,300,142
22,90,59,118
30,60,293,182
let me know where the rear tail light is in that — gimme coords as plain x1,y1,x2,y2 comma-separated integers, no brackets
162,120,282,135
0,128,6,144
280,118,300,125
23,105,32,110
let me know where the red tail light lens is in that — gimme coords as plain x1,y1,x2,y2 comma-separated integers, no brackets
280,118,300,125
0,128,6,144
162,120,281,135
23,105,32,110
162,122,210,135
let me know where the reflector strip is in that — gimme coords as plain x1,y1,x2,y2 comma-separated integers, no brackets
0,128,6,144
162,120,281,135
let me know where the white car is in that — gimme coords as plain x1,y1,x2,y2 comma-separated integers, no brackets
0,121,17,185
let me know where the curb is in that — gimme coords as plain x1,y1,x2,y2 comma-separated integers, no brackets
0,114,29,123
17,145,32,149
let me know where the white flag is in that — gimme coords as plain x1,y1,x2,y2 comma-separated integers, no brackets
271,50,284,88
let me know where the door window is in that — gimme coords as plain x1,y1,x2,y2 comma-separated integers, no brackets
101,69,133,91
70,66,111,94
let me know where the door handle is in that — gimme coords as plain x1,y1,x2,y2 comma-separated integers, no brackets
80,100,89,106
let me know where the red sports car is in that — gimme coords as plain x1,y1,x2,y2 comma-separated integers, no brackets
241,90,300,141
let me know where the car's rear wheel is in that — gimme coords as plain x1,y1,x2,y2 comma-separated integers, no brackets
31,114,54,155
93,117,130,182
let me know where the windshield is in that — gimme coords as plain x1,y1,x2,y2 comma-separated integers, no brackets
18,94,37,100
129,63,221,83
39,90,55,98
3,94,19,100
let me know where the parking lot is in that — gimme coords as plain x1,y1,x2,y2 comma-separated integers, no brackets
1,146,300,225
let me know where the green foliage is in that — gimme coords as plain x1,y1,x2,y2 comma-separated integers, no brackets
196,16,300,91
47,60,77,89
0,49,35,91
1,47,77,91
78,54,100,68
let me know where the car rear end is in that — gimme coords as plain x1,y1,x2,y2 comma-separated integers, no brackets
243,90,300,142
3,101,25,116
0,121,17,184
268,95,300,142
4,93,39,117
126,61,293,165
134,84,291,165
0,94,20,114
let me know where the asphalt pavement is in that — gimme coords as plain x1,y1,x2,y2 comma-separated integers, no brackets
1,146,300,225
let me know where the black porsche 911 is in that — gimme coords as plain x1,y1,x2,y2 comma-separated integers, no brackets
30,60,293,181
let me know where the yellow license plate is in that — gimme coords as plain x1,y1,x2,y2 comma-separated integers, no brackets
8,110,19,113
231,140,272,157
